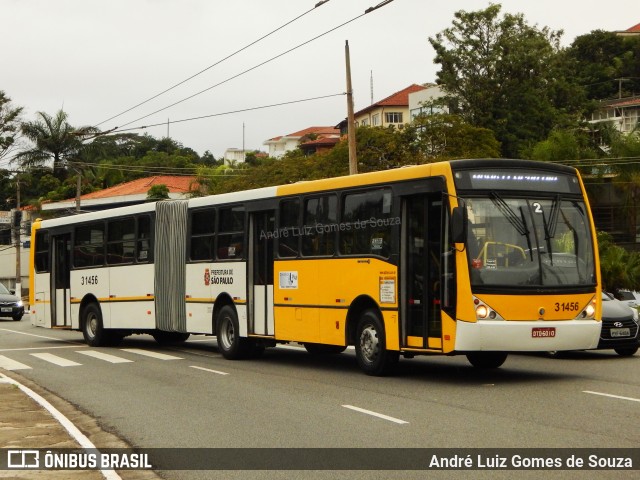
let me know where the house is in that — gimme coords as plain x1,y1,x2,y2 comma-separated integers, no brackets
223,148,247,165
41,175,199,214
299,135,342,156
408,84,449,120
263,126,340,158
589,96,640,136
615,22,640,37
354,83,428,129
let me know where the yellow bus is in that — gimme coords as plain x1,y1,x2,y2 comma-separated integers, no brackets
29,159,602,375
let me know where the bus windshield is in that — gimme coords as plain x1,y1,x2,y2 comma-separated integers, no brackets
465,196,596,289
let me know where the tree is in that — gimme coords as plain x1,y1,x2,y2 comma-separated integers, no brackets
146,184,170,202
428,4,580,158
15,110,99,180
0,91,23,160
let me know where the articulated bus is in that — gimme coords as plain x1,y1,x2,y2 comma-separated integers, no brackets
29,159,602,375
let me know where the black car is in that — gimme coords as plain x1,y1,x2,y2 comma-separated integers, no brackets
0,283,24,321
599,292,639,356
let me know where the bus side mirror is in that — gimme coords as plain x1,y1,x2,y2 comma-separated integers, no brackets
451,206,467,244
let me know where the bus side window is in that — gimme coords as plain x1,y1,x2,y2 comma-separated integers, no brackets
190,209,215,261
137,215,152,262
278,198,300,258
35,230,50,272
217,207,244,260
302,195,336,257
341,189,393,257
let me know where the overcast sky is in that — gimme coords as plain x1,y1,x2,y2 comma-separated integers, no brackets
2,0,637,164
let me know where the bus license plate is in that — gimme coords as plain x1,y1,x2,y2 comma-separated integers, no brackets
610,328,630,338
532,327,556,338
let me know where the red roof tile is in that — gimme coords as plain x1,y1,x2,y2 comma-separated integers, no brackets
80,176,197,200
355,83,427,116
626,22,640,32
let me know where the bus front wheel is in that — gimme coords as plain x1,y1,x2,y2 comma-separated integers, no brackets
355,310,398,376
466,352,508,369
82,303,109,347
216,306,249,359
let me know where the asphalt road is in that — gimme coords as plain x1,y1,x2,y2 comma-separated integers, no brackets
1,316,639,480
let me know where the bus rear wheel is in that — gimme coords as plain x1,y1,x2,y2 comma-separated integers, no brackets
355,309,398,376
216,305,250,359
82,303,110,347
466,352,508,369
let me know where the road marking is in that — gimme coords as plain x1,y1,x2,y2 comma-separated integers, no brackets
190,365,229,375
120,348,183,360
342,405,409,424
0,354,32,370
0,372,122,480
77,350,133,364
0,345,87,352
0,327,85,344
583,390,640,403
30,353,82,367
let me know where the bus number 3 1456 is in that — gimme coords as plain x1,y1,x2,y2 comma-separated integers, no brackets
81,275,99,286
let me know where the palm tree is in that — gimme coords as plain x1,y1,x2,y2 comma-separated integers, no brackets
15,110,99,180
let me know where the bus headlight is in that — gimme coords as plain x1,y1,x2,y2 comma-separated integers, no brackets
476,305,489,319
576,297,596,319
473,296,502,321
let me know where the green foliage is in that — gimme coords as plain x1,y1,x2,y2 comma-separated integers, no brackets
428,4,582,158
598,231,640,292
529,130,598,162
146,184,170,202
0,90,23,160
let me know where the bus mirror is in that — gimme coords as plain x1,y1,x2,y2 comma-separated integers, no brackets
451,206,467,244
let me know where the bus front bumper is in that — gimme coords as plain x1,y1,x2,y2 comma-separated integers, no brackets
454,319,601,352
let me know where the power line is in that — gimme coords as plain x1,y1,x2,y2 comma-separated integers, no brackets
94,1,332,128
112,4,388,131
112,92,345,134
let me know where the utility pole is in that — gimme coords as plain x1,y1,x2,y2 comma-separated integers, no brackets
14,175,21,299
345,40,358,175
75,167,82,212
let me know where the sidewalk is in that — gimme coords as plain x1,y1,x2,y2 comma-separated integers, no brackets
0,372,161,480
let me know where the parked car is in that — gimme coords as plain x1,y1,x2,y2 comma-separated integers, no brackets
0,283,24,321
615,290,639,309
598,291,639,356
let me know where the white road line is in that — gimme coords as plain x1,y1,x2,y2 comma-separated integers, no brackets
0,372,121,480
77,350,133,364
583,390,640,403
30,352,82,367
0,354,32,371
0,327,85,344
120,348,183,360
0,345,87,352
342,405,409,424
189,365,229,375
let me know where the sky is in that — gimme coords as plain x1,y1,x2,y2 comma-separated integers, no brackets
2,0,638,164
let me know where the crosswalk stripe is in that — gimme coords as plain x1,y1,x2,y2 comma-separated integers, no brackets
0,354,32,371
76,350,133,364
30,352,82,367
120,348,183,360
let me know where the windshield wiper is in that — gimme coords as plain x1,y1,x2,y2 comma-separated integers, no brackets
541,195,561,266
489,192,533,260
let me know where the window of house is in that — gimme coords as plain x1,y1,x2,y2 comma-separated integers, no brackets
385,112,403,124
372,114,380,126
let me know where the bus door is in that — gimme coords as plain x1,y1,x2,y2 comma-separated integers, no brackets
249,210,275,336
401,195,443,349
50,233,72,327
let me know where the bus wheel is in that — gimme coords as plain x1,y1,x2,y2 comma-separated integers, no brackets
216,305,249,359
466,352,508,369
614,346,638,356
304,343,347,355
82,303,109,347
355,310,398,376
152,331,190,345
